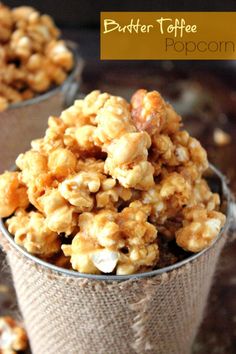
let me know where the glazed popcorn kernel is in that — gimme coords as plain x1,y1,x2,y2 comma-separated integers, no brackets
16,150,48,184
131,89,181,136
0,172,29,218
6,209,60,256
38,189,76,235
1,89,226,275
0,3,74,110
176,206,226,252
141,172,192,225
48,148,77,177
0,316,28,354
58,171,104,212
62,202,159,275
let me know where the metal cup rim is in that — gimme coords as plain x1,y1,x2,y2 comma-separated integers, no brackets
0,164,232,282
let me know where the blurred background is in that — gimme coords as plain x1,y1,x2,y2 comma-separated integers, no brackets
1,1,236,353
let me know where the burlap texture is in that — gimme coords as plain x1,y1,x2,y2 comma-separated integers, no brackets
1,230,227,354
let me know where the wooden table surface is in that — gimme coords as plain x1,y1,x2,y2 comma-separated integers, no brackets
0,29,236,354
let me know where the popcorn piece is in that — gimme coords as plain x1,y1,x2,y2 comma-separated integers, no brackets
31,116,66,155
27,172,56,211
0,316,28,354
62,201,158,275
162,103,182,135
60,100,89,127
6,209,60,256
91,250,119,273
117,244,159,275
79,210,121,248
0,172,29,218
131,89,181,135
131,89,167,135
213,128,231,146
62,234,101,274
59,171,104,212
75,125,97,150
151,134,175,164
82,90,110,119
142,172,191,224
96,181,132,210
92,93,155,190
151,130,208,181
116,201,159,275
64,124,100,157
103,131,154,190
12,6,38,22
0,88,227,275
0,83,22,104
61,91,110,127
10,30,33,60
48,148,77,177
176,206,226,252
190,179,220,211
0,96,8,111
38,189,75,235
105,159,154,190
76,158,105,173
27,69,51,92
106,132,151,165
16,150,48,184
45,40,73,71
95,95,135,146
0,4,73,110
0,4,13,43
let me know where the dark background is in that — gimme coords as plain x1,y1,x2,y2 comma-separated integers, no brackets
4,0,236,28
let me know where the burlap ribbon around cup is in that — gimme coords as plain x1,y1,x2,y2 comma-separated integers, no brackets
0,225,229,354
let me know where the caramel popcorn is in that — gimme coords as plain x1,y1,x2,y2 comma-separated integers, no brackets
48,148,77,177
0,172,28,217
0,316,28,354
6,209,60,256
0,89,226,275
59,171,104,212
62,201,158,275
60,91,110,127
141,172,192,230
213,128,231,146
0,3,74,110
116,201,158,275
176,206,226,252
31,116,66,155
38,189,76,235
131,89,181,135
104,132,154,189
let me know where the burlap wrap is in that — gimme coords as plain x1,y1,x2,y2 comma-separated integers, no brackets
0,229,227,354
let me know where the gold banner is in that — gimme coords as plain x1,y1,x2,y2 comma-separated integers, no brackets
100,12,236,60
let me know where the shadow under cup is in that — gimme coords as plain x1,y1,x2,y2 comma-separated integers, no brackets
0,41,83,173
0,165,232,354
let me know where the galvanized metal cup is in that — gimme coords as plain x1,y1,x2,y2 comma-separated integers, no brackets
0,166,232,354
0,41,83,173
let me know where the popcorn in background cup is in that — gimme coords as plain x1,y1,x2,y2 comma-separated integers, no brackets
0,3,74,110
